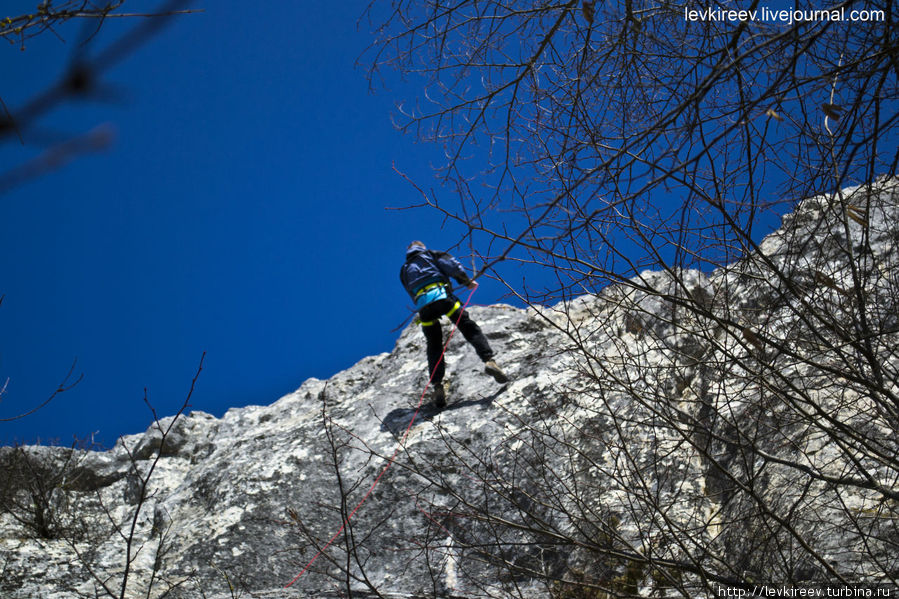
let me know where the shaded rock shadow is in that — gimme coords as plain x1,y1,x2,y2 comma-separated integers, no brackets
380,385,508,435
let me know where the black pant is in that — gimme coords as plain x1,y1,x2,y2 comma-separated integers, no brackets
420,297,494,384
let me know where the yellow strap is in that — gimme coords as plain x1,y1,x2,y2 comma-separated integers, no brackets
414,282,445,298
420,301,461,327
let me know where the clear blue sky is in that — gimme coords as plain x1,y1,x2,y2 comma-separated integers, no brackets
0,2,504,447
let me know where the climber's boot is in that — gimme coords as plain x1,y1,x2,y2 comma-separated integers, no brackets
432,382,447,409
484,360,509,384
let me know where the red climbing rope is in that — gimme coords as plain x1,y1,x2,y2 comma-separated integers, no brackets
284,283,479,588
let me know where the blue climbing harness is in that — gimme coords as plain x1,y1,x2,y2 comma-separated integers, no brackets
414,282,448,309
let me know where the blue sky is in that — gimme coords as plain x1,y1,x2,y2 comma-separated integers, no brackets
0,2,500,447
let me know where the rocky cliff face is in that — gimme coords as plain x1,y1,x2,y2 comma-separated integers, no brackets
2,180,898,598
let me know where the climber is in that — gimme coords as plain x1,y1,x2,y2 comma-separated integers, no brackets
400,241,508,408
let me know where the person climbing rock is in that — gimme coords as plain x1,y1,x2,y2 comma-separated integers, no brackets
400,241,508,408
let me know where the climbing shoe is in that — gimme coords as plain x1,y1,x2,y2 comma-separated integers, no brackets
484,360,509,384
432,383,447,409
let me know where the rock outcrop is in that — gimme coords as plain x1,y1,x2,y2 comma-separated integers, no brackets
2,180,898,598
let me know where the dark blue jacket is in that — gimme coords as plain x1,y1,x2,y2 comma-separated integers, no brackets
400,246,471,301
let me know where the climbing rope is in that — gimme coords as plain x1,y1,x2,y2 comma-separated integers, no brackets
284,283,479,588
